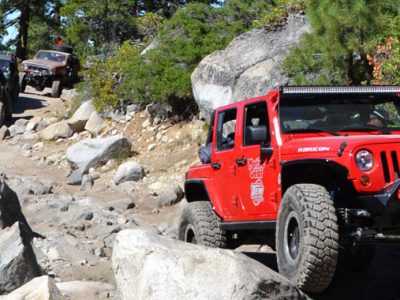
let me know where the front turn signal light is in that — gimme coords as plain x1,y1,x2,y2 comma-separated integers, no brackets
360,175,371,187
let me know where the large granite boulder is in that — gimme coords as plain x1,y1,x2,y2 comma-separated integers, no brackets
65,135,131,184
191,14,309,121
112,229,305,300
0,222,41,294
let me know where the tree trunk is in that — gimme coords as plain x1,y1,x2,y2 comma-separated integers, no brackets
53,0,63,28
361,53,373,85
346,52,354,85
16,1,30,61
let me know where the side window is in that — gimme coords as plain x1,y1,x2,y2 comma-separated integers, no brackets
216,108,237,151
243,102,269,146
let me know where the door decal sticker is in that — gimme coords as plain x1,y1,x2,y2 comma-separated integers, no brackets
248,158,265,206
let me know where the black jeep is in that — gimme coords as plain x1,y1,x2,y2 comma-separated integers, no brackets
0,53,19,102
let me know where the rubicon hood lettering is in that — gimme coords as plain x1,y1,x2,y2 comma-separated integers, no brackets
298,147,331,153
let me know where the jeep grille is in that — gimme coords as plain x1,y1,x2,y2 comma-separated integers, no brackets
26,65,50,74
380,151,400,183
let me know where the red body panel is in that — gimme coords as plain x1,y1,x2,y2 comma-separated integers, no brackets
186,89,400,222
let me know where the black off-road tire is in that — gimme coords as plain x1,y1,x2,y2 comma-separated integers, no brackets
276,184,339,293
178,201,227,248
0,102,5,126
3,91,12,121
51,79,62,98
35,85,45,92
19,72,26,93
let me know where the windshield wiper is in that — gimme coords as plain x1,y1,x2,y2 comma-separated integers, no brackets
337,125,390,135
284,127,339,136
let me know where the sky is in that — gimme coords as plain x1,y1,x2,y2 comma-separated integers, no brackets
1,11,19,48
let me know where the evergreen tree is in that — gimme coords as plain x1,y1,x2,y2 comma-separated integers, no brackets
61,0,142,57
283,0,400,85
0,0,61,59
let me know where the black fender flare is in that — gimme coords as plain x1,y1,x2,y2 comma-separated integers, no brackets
281,159,350,192
184,179,211,202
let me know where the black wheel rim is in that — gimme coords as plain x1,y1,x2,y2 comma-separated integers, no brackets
287,217,300,259
284,210,300,262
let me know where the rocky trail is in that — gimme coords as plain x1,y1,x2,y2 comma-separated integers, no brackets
0,87,399,300
0,87,200,299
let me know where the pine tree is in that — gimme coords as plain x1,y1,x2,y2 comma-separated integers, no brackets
284,0,400,85
0,0,61,59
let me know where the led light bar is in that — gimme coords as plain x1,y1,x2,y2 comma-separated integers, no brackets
281,86,400,95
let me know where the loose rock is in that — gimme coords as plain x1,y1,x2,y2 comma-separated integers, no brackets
157,184,184,208
67,100,96,132
39,121,73,141
113,161,145,185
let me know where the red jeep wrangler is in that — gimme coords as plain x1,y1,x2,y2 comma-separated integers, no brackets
179,86,400,292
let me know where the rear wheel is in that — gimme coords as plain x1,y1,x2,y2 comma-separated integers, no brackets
0,102,5,126
3,91,12,121
35,85,45,92
51,79,62,98
276,184,339,293
178,201,227,248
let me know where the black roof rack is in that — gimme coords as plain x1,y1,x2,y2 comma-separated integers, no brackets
281,86,400,95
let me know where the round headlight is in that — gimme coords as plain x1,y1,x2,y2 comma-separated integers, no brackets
355,149,374,172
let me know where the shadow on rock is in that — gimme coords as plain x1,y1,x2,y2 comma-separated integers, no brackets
243,252,278,272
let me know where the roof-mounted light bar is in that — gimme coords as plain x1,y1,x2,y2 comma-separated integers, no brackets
281,86,400,95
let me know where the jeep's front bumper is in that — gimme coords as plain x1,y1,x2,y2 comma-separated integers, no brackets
24,71,52,87
359,180,400,229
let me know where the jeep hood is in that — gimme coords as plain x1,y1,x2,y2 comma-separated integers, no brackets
281,135,400,158
22,59,65,69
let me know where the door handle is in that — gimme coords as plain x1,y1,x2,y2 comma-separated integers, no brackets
211,161,221,170
235,158,247,166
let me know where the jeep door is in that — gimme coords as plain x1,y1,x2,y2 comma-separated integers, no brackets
211,107,239,217
235,100,278,217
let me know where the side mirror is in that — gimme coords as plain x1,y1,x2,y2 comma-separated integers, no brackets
246,125,267,144
246,125,273,158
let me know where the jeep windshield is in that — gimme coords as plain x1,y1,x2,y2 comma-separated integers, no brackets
279,93,400,135
35,51,66,62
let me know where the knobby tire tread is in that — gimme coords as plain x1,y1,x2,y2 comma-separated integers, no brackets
277,184,339,293
180,201,227,248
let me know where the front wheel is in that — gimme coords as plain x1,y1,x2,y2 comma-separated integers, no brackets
51,79,62,98
276,184,339,293
19,72,26,93
178,201,227,248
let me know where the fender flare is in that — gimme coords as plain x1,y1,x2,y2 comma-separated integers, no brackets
184,179,211,202
281,159,350,192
